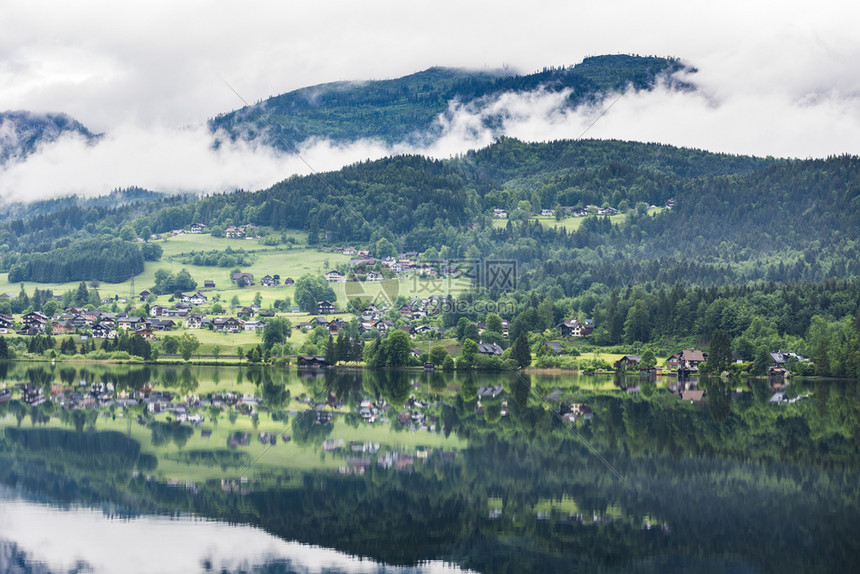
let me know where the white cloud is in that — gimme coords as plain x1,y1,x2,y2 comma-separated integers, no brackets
1,0,860,200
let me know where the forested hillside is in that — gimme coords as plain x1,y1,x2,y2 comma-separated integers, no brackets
210,55,690,149
0,110,99,164
0,137,857,291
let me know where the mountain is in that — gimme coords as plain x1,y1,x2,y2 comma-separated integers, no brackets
0,110,100,164
209,55,693,150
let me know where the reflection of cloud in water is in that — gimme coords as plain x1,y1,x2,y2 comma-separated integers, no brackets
0,494,472,574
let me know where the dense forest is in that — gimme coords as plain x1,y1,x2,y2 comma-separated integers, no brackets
210,55,691,149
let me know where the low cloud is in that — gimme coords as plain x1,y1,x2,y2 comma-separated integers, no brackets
3,69,860,202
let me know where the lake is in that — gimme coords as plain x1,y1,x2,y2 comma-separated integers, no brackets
1,362,858,573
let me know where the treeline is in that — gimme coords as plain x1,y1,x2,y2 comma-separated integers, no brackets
7,238,144,283
178,247,253,267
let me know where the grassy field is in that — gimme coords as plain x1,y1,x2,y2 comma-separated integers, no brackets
492,208,665,232
0,232,471,312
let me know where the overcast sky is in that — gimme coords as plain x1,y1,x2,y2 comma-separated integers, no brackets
2,0,859,199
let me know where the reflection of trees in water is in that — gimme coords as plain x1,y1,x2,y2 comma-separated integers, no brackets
150,421,194,448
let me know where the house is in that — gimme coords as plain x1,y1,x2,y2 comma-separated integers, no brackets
477,343,503,356
150,305,167,317
317,300,335,314
231,272,254,285
53,320,75,335
261,275,276,287
543,341,563,355
681,390,705,402
493,209,508,219
138,290,151,301
186,314,205,329
243,320,263,332
212,317,242,333
325,270,345,282
225,226,245,239
614,355,641,369
297,356,328,367
540,209,555,217
91,324,112,338
190,291,207,305
373,319,393,333
117,316,143,330
203,280,215,288
558,318,593,338
284,277,294,286
237,306,254,317
367,271,384,281
23,311,49,331
190,223,207,233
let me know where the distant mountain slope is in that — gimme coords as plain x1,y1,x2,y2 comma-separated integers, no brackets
0,110,100,164
210,55,693,150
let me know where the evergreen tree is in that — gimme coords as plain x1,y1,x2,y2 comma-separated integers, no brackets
512,333,531,369
709,329,733,374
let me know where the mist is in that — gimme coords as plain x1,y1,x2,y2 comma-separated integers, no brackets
4,63,860,203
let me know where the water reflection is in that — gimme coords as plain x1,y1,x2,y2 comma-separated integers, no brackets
0,491,471,574
1,363,859,572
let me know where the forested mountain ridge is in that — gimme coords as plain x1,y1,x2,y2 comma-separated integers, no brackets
0,137,857,290
0,110,100,165
209,55,692,150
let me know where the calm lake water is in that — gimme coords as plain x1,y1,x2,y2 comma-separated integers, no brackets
1,362,858,573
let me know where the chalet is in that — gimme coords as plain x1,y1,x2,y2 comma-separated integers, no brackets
186,314,205,329
203,280,215,288
212,317,242,333
0,313,14,332
243,320,263,332
71,314,89,328
540,209,555,216
190,223,207,233
477,343,503,356
298,356,328,367
53,320,75,335
146,318,176,331
493,209,508,219
23,311,49,332
190,292,207,305
317,300,335,314
91,324,112,338
258,309,276,318
558,318,593,338
681,390,705,403
325,270,345,282
366,271,384,281
261,275,276,287
117,316,143,330
543,341,563,355
225,226,245,239
231,272,254,285
136,328,156,340
614,355,641,369
150,305,168,317
400,325,416,337
237,306,254,317
138,290,151,301
373,319,393,333
411,348,426,358
164,308,189,318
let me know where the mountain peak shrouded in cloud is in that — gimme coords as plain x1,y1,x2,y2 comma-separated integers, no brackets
0,55,697,203
0,110,100,164
210,55,692,151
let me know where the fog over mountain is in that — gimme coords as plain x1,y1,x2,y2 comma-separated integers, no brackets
1,0,858,201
